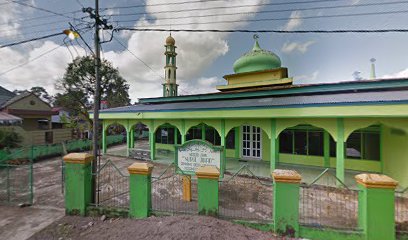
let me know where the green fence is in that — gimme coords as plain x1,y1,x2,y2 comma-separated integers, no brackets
0,160,33,206
0,134,125,162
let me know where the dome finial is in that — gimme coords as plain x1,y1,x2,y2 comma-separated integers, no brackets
252,34,261,51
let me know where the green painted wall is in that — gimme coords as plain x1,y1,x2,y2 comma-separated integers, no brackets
299,226,364,240
129,174,152,218
273,181,300,237
382,126,408,188
64,162,92,216
197,178,218,216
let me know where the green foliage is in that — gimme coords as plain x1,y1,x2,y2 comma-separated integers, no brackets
0,129,22,149
55,56,131,125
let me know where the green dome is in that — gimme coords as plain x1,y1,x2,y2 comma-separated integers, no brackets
233,38,281,74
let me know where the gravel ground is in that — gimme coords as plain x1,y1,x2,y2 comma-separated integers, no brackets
29,215,297,240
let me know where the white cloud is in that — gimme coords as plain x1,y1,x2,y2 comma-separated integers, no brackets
183,77,224,95
0,0,269,102
283,11,302,31
294,71,319,83
382,68,408,79
0,1,35,39
281,40,315,54
0,41,85,95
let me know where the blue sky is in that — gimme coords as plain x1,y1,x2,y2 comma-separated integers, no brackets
1,0,408,102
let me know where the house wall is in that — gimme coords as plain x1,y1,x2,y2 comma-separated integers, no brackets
7,94,51,111
0,126,72,146
382,126,408,188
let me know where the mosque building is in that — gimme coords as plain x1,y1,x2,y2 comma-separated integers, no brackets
95,34,408,187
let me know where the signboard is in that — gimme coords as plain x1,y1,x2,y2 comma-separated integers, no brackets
175,140,224,177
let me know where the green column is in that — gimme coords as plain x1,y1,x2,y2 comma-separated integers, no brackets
234,127,240,158
181,119,186,144
149,120,156,160
196,166,220,216
102,128,107,154
130,129,135,148
336,118,345,184
201,124,205,140
220,119,226,174
126,130,131,157
128,163,153,218
356,174,397,240
270,119,279,172
323,131,330,168
272,169,301,237
63,153,93,216
174,127,178,144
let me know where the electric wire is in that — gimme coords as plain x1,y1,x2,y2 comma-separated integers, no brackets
117,9,408,27
0,32,65,48
108,1,408,22
0,43,63,76
115,28,408,33
0,10,83,27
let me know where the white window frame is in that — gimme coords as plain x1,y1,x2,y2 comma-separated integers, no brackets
241,125,262,160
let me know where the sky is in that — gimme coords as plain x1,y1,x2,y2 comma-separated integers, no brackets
0,0,408,103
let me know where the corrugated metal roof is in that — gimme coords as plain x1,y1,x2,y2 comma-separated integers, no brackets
0,112,22,124
1,91,31,108
100,90,408,113
0,86,16,108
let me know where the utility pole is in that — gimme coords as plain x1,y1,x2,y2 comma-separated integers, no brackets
83,0,112,204
92,0,101,204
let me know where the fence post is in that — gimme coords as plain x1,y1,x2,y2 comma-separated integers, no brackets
356,173,398,240
272,169,302,237
63,153,93,216
196,166,220,216
128,162,153,218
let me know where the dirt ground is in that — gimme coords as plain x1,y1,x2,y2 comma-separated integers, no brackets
29,215,296,240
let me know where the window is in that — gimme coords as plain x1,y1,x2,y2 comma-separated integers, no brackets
226,129,235,149
186,127,202,141
329,126,380,161
279,127,324,156
155,127,178,144
205,127,221,146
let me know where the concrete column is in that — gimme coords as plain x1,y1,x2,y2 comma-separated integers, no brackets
201,124,205,140
272,169,302,237
102,129,107,154
234,127,240,158
323,131,330,168
128,162,153,218
270,119,279,172
196,166,220,216
126,130,131,157
130,129,135,148
181,120,186,144
149,131,156,160
63,153,93,216
356,173,398,240
336,118,345,184
220,119,226,173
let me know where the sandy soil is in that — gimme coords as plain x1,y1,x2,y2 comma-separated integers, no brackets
29,215,296,240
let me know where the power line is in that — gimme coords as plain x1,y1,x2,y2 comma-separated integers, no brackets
102,0,350,11
0,32,65,48
108,1,408,22
112,35,165,80
116,9,408,27
0,10,82,27
0,44,63,76
7,0,86,23
116,28,408,33
0,18,88,33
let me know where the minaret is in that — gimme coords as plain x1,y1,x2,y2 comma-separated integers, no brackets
163,34,178,97
370,58,377,80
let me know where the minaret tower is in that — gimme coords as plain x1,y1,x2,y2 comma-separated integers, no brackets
163,34,178,97
370,58,377,80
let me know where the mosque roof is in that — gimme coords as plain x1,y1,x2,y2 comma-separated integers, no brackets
233,35,281,74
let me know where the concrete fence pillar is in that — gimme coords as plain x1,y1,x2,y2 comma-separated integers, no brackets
356,173,398,240
272,169,302,237
128,162,153,218
196,166,220,216
63,153,93,216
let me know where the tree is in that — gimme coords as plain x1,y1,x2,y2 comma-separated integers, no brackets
30,86,53,104
55,56,131,126
0,129,22,149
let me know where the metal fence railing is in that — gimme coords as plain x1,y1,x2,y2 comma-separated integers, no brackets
0,134,125,162
219,165,273,222
299,168,359,230
0,160,33,206
93,160,129,209
395,187,408,233
151,163,198,215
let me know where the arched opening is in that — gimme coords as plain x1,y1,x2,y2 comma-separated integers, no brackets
186,123,221,146
154,123,182,161
105,123,127,156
